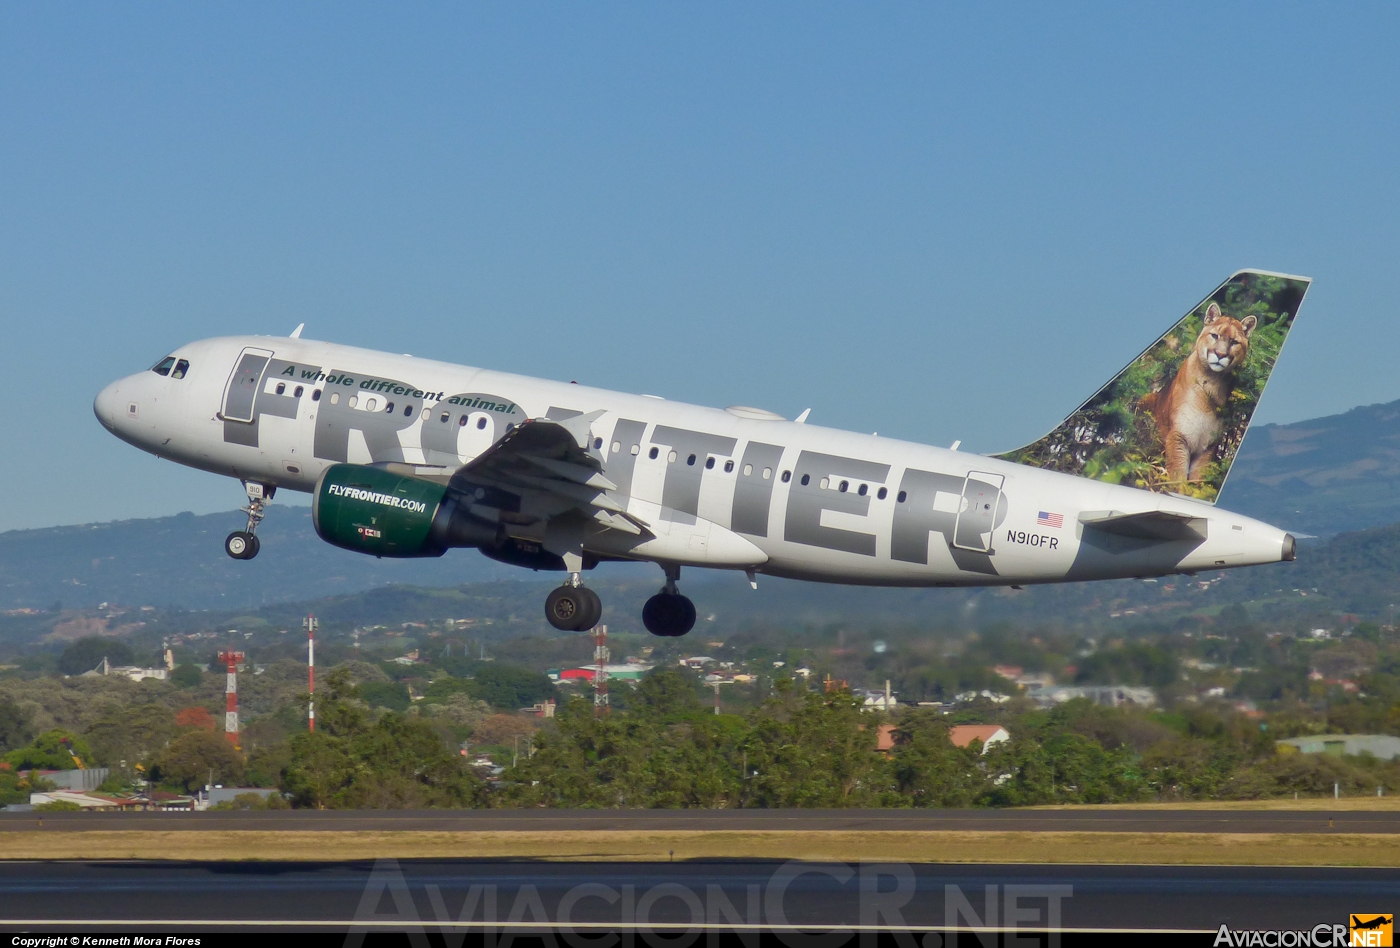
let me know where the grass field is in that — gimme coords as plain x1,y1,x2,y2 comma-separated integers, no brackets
3,829,1399,866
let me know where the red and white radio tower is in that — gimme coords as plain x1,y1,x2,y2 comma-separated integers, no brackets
217,650,245,747
591,624,609,718
303,614,317,732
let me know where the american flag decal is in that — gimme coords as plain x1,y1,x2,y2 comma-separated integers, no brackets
1037,511,1064,528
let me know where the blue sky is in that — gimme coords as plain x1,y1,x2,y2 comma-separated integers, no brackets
2,4,1398,532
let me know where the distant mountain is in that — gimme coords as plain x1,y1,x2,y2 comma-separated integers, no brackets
1222,398,1400,537
0,506,520,612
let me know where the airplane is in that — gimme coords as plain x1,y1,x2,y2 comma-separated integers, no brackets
94,270,1310,637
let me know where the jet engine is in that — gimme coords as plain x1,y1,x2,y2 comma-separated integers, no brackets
312,464,500,558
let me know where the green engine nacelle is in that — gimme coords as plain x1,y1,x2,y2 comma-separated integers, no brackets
313,463,499,558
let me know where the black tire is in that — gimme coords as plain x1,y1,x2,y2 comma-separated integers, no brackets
576,587,603,631
545,586,587,631
642,592,696,637
225,531,257,560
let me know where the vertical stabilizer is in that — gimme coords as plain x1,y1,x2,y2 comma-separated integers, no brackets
996,270,1310,503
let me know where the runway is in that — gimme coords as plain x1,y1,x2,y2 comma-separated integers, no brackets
1,860,1395,932
4,807,1398,834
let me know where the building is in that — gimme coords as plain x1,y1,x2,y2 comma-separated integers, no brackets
1276,734,1400,761
948,725,1011,754
1026,685,1156,709
559,663,652,682
32,768,110,792
28,790,142,810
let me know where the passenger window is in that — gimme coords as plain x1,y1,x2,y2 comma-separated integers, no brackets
649,447,659,459
839,480,849,493
440,412,450,423
668,450,678,463
276,382,286,395
172,359,189,379
631,444,640,455
385,401,395,413
857,484,867,496
612,441,621,454
477,417,487,429
743,464,753,477
687,454,697,466
294,386,303,397
705,457,715,469
348,395,359,408
897,490,907,503
421,408,430,420
365,397,376,411
312,389,322,402
594,438,603,450
800,474,810,486
404,405,413,417
330,393,339,405
877,487,887,500
459,415,468,427
724,459,734,473
820,477,830,490
782,470,791,483
762,467,772,480
151,357,175,377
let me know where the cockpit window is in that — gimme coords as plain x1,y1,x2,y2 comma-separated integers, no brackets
171,359,190,380
151,357,176,377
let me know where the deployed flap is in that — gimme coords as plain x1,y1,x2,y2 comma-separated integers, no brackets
448,418,650,536
1078,509,1208,541
995,270,1310,503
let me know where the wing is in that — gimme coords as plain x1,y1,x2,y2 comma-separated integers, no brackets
444,414,650,536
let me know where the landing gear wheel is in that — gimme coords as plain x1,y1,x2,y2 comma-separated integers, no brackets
643,592,696,637
545,585,601,631
576,586,603,631
225,531,259,560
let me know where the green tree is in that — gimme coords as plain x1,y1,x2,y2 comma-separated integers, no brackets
4,729,93,770
170,664,203,688
83,704,178,769
58,637,135,676
0,696,34,753
890,711,985,806
148,731,245,792
358,681,411,712
741,684,895,807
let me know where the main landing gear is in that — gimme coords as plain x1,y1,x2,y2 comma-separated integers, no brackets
544,575,603,632
642,564,695,638
225,482,273,561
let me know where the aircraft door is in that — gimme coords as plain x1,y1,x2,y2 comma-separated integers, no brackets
953,471,1005,553
221,347,275,423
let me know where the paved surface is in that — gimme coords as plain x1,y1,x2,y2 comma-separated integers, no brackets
2,807,1398,833
0,860,1394,932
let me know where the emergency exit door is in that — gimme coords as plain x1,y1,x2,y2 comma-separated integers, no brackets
953,471,1005,552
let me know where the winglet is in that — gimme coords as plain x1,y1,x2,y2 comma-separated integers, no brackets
289,323,305,339
794,408,811,424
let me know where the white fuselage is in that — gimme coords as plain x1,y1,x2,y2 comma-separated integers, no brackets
95,335,1294,586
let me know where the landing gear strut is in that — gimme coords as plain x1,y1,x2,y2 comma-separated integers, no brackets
544,573,602,631
643,564,696,637
225,481,273,561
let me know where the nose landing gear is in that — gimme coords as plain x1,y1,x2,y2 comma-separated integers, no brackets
225,481,273,561
544,574,603,631
643,564,696,637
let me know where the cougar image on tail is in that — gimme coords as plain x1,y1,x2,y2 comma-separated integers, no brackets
1140,302,1256,483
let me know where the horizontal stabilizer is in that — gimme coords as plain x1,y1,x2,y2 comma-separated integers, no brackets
1078,509,1208,541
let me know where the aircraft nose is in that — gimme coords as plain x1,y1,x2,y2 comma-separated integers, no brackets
94,379,125,432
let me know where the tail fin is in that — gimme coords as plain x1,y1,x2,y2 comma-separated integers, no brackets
995,269,1311,503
